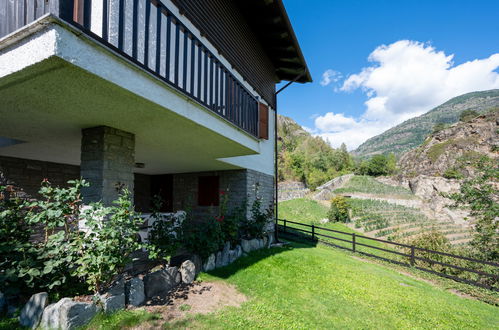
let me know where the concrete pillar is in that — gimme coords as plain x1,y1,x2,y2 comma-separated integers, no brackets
80,126,135,205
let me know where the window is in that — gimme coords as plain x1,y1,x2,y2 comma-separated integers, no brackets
198,176,219,206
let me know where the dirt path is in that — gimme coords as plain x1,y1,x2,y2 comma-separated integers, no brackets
131,281,247,329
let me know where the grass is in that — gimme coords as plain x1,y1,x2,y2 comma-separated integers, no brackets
84,309,160,330
334,175,415,198
168,242,499,329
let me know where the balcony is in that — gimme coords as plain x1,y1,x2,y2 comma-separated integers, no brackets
0,0,260,137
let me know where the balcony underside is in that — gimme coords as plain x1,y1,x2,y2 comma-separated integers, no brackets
0,56,257,174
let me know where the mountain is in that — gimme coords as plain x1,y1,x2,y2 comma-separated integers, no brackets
398,108,498,178
277,115,353,189
354,90,499,158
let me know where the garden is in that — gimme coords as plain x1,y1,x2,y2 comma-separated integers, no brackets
0,179,274,329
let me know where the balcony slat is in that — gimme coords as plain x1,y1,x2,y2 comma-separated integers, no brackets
165,13,171,81
132,0,138,59
155,5,162,74
174,21,180,85
102,0,109,42
144,0,151,68
190,37,195,94
117,0,124,48
182,29,188,90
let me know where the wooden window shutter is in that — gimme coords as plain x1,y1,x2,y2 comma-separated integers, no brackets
259,103,269,140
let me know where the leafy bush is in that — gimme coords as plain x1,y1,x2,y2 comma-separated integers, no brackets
443,168,464,179
73,189,143,293
405,229,452,272
183,216,224,259
240,185,272,239
459,109,478,122
0,185,35,296
327,196,350,223
147,196,182,265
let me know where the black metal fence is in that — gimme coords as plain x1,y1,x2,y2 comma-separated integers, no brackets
1,0,260,137
276,219,499,291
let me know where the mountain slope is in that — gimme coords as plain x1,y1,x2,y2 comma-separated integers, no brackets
354,90,499,158
398,109,498,177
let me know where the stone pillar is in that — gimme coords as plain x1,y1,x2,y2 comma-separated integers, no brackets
80,126,135,205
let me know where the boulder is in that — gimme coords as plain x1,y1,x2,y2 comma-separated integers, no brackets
241,239,252,253
0,291,4,313
59,300,98,330
263,236,268,248
221,242,230,266
170,254,203,275
40,298,97,330
228,249,237,264
100,293,125,313
19,292,48,328
249,238,260,251
235,245,243,259
203,254,216,272
143,267,179,299
126,277,145,307
107,276,125,296
215,251,223,268
40,298,71,330
179,260,196,284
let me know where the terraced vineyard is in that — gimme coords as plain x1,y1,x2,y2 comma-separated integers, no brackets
333,176,473,246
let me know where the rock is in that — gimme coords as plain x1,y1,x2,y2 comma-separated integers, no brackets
59,300,98,330
249,238,260,251
100,293,125,313
0,291,4,313
107,277,125,296
179,260,196,284
143,267,179,299
19,292,48,328
263,236,268,248
241,239,252,253
203,254,216,272
40,298,71,330
221,242,230,266
126,277,145,307
228,249,237,264
40,298,97,330
319,218,329,224
215,251,223,268
235,245,243,259
170,254,203,275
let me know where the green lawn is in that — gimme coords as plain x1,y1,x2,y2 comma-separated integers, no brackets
170,242,498,329
334,175,416,198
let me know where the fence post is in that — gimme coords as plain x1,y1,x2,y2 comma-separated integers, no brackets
312,224,315,240
410,246,415,266
352,233,356,252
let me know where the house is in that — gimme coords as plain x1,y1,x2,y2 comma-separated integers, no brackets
0,0,311,225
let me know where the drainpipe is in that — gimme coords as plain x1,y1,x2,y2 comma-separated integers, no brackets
273,69,307,243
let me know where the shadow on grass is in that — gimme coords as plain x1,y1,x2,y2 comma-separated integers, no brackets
205,234,318,279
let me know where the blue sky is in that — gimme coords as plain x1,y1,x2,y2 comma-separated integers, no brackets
277,0,499,149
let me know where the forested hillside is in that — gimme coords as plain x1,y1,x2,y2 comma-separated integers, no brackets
277,115,353,189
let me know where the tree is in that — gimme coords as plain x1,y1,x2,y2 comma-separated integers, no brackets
449,156,498,261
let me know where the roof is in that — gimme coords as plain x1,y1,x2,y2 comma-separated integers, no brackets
234,0,312,83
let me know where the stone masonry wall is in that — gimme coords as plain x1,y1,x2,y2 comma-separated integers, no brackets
172,169,274,221
80,126,135,205
0,156,80,198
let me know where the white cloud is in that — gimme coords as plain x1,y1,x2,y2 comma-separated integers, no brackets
320,69,343,86
312,40,499,150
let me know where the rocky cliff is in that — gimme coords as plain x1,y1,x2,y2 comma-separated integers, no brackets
354,89,499,158
398,109,498,177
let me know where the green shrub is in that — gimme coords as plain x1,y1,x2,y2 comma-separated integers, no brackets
459,109,478,122
74,189,143,293
240,185,272,239
327,196,350,223
183,216,224,259
443,168,464,179
432,122,448,134
405,229,452,272
147,196,182,265
218,191,242,246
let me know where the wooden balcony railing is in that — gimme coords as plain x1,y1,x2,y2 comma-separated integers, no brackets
1,0,260,137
